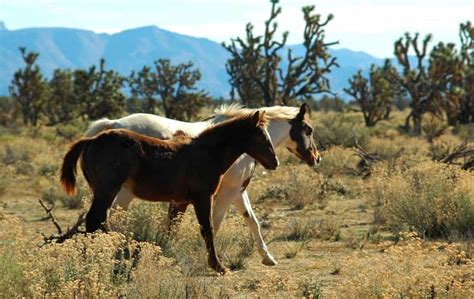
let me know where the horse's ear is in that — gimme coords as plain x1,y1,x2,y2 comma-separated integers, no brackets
296,103,309,121
252,111,261,126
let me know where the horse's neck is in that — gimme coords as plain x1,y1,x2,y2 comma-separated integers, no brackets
195,125,248,175
267,119,291,148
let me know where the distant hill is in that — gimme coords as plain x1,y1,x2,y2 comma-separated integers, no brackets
0,22,387,98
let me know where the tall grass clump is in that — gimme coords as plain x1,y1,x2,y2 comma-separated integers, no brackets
110,203,256,275
109,203,171,249
312,112,369,149
42,185,87,209
318,146,358,178
257,166,327,209
370,161,474,239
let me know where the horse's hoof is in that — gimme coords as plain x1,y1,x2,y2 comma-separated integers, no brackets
262,255,278,266
220,268,232,276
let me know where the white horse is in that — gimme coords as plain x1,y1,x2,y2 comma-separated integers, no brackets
85,103,321,266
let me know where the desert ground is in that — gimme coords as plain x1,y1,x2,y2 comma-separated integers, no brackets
0,110,473,298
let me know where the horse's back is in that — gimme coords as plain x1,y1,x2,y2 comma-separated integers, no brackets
112,113,209,139
80,131,144,192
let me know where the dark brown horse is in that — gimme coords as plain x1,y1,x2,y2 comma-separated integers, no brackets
60,111,277,274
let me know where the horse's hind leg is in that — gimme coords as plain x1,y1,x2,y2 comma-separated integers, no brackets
167,202,189,232
86,188,121,233
235,190,277,266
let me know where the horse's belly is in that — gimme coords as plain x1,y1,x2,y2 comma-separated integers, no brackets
128,180,187,203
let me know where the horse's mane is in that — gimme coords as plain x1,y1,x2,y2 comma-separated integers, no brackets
196,112,268,143
213,103,299,121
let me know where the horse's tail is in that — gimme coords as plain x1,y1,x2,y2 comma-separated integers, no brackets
84,118,116,137
60,138,91,196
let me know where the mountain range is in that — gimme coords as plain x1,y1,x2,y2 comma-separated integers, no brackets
0,21,387,98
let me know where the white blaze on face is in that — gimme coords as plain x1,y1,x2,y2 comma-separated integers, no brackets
263,127,273,145
262,126,279,167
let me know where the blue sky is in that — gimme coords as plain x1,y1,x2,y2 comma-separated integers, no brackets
1,0,472,58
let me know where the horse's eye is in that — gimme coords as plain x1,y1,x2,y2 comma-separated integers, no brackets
305,126,313,136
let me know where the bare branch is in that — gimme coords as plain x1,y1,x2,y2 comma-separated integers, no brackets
38,199,86,247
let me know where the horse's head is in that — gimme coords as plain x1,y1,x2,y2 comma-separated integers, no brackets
286,103,321,167
245,111,279,170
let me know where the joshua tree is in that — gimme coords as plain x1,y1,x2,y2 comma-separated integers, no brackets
456,21,474,124
128,66,158,113
223,0,338,106
131,59,208,120
45,69,77,125
345,61,400,127
9,47,48,126
153,59,209,120
393,33,435,134
73,58,126,120
428,41,465,126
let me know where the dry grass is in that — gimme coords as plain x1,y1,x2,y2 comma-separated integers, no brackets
370,161,474,239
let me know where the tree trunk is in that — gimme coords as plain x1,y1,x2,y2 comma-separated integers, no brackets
403,112,412,132
383,106,391,120
412,113,422,135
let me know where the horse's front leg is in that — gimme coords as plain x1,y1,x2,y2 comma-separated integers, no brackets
235,190,277,266
192,193,229,275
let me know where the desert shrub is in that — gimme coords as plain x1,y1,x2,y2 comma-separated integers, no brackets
257,184,289,203
109,203,171,249
302,278,323,298
453,123,474,141
341,233,474,297
282,216,340,242
360,135,431,175
312,113,369,149
284,240,308,259
110,203,205,276
215,215,254,270
1,145,30,165
0,254,28,297
26,233,171,297
110,203,255,275
429,134,462,161
55,121,87,141
282,216,340,259
318,146,359,178
285,170,325,210
257,166,326,209
14,160,35,175
325,179,351,196
370,161,474,239
37,163,58,176
42,185,86,209
421,114,449,143
0,173,8,196
366,135,430,159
